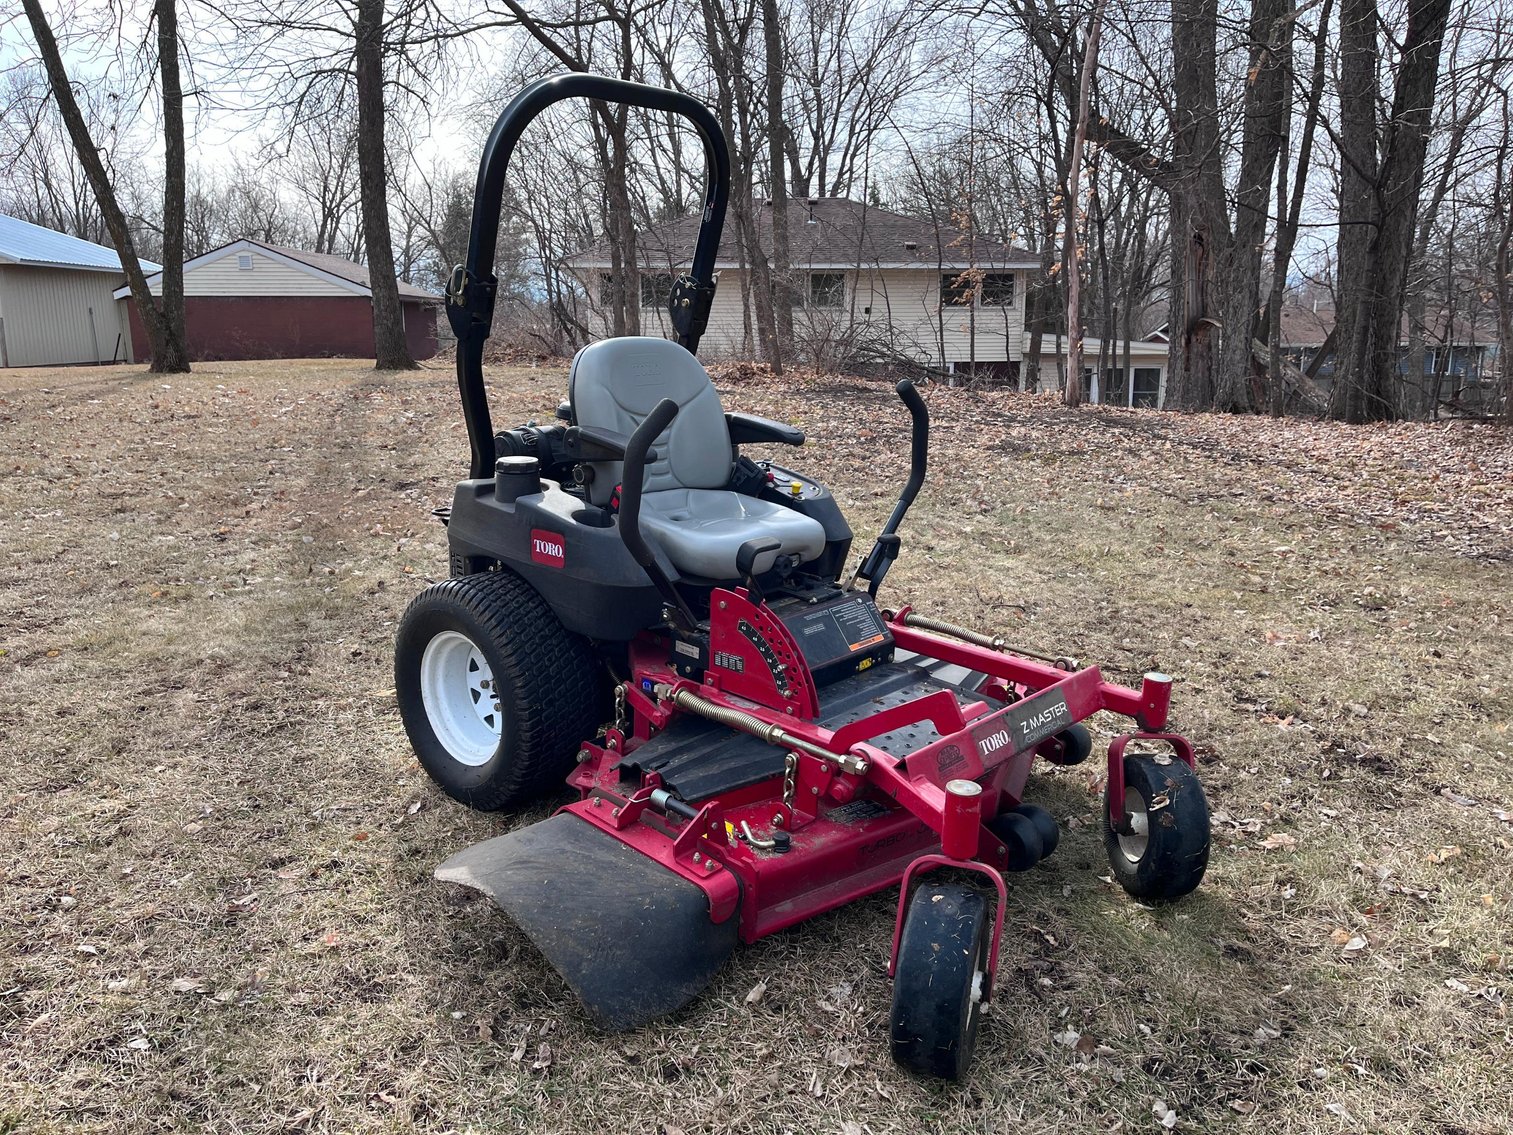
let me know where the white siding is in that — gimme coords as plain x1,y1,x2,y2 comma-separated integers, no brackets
135,248,355,298
584,267,1026,366
0,265,130,367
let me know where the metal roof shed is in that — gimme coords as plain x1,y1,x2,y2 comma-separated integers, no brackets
0,214,158,367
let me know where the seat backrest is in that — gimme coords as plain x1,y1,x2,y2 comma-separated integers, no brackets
569,337,732,506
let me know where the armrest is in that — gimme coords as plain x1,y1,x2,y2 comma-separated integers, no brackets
725,412,804,447
563,425,656,462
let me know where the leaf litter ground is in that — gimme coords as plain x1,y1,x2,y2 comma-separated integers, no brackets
1,358,1510,1134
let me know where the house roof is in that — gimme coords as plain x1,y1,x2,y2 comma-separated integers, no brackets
566,198,1039,272
112,238,436,300
1279,299,1496,349
0,213,160,274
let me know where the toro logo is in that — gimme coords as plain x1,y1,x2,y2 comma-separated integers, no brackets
977,728,1014,758
530,529,566,568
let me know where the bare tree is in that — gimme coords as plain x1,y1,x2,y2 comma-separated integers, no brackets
19,0,190,372
1330,0,1453,422
1062,0,1105,408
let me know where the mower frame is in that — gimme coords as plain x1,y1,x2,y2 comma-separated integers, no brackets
409,72,1211,1078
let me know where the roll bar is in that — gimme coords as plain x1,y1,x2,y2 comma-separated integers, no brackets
446,73,731,479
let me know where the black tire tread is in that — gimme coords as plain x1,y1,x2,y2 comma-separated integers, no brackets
890,883,989,1080
1102,754,1210,901
395,570,602,810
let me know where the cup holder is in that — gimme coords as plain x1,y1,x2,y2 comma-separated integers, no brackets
573,507,614,529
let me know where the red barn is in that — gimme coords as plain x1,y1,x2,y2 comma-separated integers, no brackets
115,239,439,363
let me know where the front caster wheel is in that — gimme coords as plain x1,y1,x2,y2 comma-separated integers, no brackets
395,570,603,811
1103,753,1210,900
890,883,990,1081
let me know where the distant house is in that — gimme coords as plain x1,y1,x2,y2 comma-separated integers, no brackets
114,239,440,363
1031,332,1172,408
1279,298,1496,410
0,213,158,367
565,198,1039,381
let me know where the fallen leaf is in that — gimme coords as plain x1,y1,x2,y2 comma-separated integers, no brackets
745,979,767,1005
1229,1099,1257,1115
1261,832,1298,851
169,977,204,994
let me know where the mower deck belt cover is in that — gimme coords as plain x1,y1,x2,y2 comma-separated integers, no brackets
435,813,738,1030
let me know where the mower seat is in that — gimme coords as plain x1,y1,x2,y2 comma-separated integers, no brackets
569,338,826,579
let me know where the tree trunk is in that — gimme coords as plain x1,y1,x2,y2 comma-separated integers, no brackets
1165,0,1226,410
354,0,417,371
1216,0,1288,411
1331,0,1451,421
762,0,791,371
1063,0,1105,408
22,0,190,372
154,0,190,372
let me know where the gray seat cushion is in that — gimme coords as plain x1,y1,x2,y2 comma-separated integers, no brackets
570,338,733,506
568,337,827,580
639,489,826,579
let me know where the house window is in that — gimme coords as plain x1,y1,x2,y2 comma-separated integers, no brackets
1132,367,1161,408
980,273,1015,306
237,253,253,270
640,272,676,309
940,272,1014,307
808,272,844,308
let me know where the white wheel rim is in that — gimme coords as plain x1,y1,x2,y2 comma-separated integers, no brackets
419,631,503,767
1118,786,1150,863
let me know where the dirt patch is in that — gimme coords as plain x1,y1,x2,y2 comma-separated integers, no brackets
1,358,1510,1134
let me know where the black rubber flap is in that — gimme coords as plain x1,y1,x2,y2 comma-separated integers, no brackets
435,813,737,1031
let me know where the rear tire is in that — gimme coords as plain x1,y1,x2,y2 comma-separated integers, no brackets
891,883,990,1081
395,570,603,811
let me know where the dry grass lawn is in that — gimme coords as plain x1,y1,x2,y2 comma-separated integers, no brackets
1,357,1510,1135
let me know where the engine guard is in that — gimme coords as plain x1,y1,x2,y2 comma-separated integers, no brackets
435,812,738,1031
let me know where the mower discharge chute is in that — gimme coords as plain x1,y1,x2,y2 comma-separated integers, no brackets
395,73,1212,1081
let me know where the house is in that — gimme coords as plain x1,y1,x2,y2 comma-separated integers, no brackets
565,198,1039,380
1028,332,1171,408
0,213,157,367
114,239,440,363
1279,298,1496,410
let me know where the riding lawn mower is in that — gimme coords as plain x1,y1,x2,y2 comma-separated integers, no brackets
395,73,1211,1081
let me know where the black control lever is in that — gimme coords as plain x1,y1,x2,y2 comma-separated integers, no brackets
735,538,782,603
619,399,699,628
851,379,929,596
